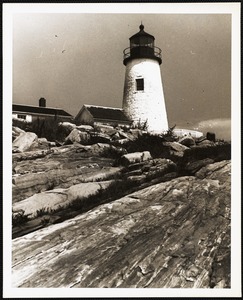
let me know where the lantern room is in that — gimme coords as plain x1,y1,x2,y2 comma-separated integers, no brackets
123,24,162,65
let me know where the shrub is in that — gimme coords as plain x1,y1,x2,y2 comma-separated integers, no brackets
122,133,168,158
12,118,31,131
13,117,72,142
162,125,177,142
30,118,69,142
12,117,72,142
12,211,29,227
36,207,53,217
132,119,148,131
183,142,231,162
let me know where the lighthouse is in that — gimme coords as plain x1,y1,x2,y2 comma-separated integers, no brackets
122,24,168,133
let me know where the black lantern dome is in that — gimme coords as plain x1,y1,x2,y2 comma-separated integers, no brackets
123,24,162,65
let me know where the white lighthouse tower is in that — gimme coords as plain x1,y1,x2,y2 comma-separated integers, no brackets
122,24,168,133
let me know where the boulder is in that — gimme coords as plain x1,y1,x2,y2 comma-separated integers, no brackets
117,130,130,140
178,135,196,147
90,132,111,143
65,129,90,144
12,132,18,142
48,142,56,147
142,158,177,181
195,160,231,184
58,122,76,131
38,137,48,144
111,132,120,141
28,137,51,151
90,143,111,151
119,151,152,166
12,126,26,141
76,125,94,132
163,141,189,152
65,129,81,144
107,129,119,137
163,141,189,157
94,124,116,136
12,132,38,152
95,124,114,131
206,132,216,142
185,158,214,175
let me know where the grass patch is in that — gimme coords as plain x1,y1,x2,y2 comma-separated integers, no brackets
122,133,171,158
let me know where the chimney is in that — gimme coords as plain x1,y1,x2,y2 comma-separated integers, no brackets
39,97,46,107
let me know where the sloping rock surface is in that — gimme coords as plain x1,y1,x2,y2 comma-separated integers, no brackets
12,144,121,203
12,161,230,288
12,181,111,218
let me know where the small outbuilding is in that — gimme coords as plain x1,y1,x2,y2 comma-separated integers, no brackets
75,104,132,127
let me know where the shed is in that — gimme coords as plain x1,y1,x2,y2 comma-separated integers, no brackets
75,104,132,127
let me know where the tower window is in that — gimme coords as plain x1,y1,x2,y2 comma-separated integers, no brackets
136,78,144,91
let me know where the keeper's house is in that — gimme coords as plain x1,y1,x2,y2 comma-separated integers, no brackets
12,98,73,122
75,104,132,127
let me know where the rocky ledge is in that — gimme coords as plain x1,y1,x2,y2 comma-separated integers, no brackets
11,121,232,288
12,160,230,288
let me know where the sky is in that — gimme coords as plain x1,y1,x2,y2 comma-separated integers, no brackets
11,6,233,139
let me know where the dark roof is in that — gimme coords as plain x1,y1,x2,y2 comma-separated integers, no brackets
84,105,131,123
130,24,155,41
13,104,72,117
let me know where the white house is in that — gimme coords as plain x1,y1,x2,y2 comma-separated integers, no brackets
13,98,73,123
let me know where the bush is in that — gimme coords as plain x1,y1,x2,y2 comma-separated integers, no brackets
122,133,169,158
12,118,31,131
31,118,69,142
36,207,53,217
183,142,231,162
132,119,148,131
12,211,29,227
